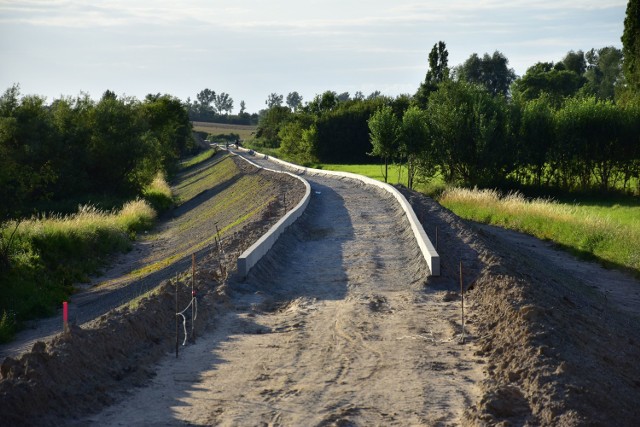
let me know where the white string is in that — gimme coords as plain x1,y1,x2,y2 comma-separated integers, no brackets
176,297,198,346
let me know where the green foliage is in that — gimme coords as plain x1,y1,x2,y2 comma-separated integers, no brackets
512,62,586,105
425,81,513,186
415,41,450,107
400,106,430,189
255,106,291,148
582,47,623,100
622,0,640,93
455,51,516,97
368,105,400,182
0,201,157,341
142,173,174,212
0,86,193,219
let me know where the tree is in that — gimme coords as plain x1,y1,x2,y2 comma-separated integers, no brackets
239,100,246,114
582,47,623,100
305,91,338,114
456,51,516,97
196,89,216,115
622,0,640,93
337,92,350,102
214,92,234,115
563,50,587,75
368,105,399,183
426,81,512,186
400,106,430,189
286,91,303,111
265,93,284,108
353,91,365,101
255,106,291,147
512,61,585,105
415,41,449,106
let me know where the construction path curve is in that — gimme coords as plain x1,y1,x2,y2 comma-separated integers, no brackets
86,151,483,426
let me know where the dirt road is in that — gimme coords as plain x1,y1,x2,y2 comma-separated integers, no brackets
84,153,484,426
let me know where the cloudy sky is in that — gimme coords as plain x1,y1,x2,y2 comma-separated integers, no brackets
0,0,627,113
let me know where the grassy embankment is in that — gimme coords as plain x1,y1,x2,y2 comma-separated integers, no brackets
0,151,206,343
320,164,639,278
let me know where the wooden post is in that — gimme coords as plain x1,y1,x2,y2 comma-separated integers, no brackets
460,261,465,343
191,253,195,341
436,226,439,251
175,274,179,358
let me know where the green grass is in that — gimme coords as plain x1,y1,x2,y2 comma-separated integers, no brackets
319,164,446,195
439,188,640,277
179,148,217,170
0,200,157,343
142,172,174,212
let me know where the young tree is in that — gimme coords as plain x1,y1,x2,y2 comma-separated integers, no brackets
400,106,430,189
368,105,399,183
239,100,246,114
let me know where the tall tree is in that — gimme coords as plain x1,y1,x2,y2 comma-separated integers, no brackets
512,61,585,105
196,89,216,115
286,91,303,111
562,50,587,75
456,51,516,97
622,0,640,93
214,92,234,115
582,47,623,100
368,105,399,183
415,41,449,106
239,100,246,114
265,93,284,108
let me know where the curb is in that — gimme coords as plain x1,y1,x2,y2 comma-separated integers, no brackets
229,151,312,279
236,148,440,276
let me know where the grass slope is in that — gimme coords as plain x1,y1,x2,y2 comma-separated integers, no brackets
439,188,640,277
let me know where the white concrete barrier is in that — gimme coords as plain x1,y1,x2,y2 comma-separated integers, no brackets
230,152,312,278
237,149,440,276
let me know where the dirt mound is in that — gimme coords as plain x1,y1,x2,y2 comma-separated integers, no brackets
401,186,640,426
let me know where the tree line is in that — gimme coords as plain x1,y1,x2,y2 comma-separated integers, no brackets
253,1,640,194
0,87,195,219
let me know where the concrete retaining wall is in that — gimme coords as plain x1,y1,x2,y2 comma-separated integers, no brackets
239,150,440,276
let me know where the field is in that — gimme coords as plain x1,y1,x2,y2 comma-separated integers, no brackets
191,121,257,141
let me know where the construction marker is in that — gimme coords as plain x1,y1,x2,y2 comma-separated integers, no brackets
63,301,69,334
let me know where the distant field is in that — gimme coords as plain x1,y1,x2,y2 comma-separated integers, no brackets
191,121,257,141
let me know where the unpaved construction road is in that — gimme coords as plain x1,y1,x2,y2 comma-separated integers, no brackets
84,152,484,426
4,150,640,426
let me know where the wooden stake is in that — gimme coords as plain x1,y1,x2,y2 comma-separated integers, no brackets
191,253,195,341
460,261,465,343
175,274,179,358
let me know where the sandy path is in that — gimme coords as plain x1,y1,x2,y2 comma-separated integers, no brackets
85,154,484,426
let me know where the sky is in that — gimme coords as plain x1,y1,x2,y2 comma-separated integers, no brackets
0,0,627,113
